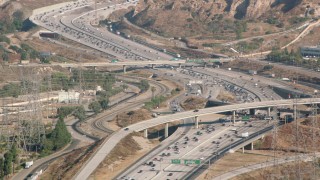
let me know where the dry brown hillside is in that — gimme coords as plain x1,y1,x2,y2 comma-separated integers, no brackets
130,0,320,37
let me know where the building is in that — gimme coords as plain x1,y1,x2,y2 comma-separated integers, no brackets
58,90,80,103
300,45,320,57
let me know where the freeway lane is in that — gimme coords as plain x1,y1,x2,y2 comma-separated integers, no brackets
73,98,320,180
30,0,174,61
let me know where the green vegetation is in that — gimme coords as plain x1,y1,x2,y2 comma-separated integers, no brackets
132,80,149,92
57,106,86,121
289,16,308,25
171,87,181,96
88,101,102,114
265,17,284,28
0,145,18,178
41,119,71,155
202,43,220,48
267,48,320,69
207,19,247,39
235,38,264,53
0,10,28,34
234,20,247,39
0,35,10,44
267,48,302,63
144,95,166,109
0,83,21,98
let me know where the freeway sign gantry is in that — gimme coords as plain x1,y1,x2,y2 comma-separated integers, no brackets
171,159,181,164
184,159,201,165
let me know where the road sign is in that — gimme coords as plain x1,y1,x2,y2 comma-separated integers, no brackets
171,159,181,164
242,115,250,121
184,159,201,165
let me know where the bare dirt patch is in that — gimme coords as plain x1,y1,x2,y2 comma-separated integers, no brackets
216,91,236,103
199,150,276,180
92,133,159,179
40,140,103,180
116,109,152,127
180,96,207,111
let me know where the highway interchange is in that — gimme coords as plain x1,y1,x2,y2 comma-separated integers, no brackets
30,0,173,62
25,0,320,179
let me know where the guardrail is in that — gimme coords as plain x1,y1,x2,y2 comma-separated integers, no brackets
182,125,274,179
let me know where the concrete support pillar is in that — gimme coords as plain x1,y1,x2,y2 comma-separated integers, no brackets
144,129,148,138
204,63,207,68
249,109,256,115
165,123,169,138
123,65,126,73
251,142,254,150
191,65,194,69
68,67,72,72
179,63,182,68
267,107,271,117
195,116,199,129
151,64,155,69
232,111,236,124
242,146,244,153
293,105,297,121
93,66,97,74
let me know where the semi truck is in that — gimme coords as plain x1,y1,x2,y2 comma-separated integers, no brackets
25,161,33,169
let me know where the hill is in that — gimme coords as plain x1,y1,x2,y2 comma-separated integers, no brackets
130,0,320,37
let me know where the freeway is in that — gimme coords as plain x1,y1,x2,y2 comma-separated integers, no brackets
30,0,174,61
74,98,320,179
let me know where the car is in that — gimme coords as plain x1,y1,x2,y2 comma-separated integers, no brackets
200,157,205,160
249,124,253,127
137,170,142,173
193,109,199,112
168,173,173,176
124,128,129,131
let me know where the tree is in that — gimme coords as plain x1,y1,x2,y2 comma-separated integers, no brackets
89,101,102,114
0,158,4,179
20,51,27,60
2,52,9,61
74,106,86,121
50,119,71,150
99,99,109,110
4,152,12,176
11,144,18,163
151,86,156,98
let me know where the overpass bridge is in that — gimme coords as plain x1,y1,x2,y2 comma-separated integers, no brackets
54,60,185,72
73,98,320,180
11,60,186,73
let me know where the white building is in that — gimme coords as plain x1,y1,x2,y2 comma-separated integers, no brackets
58,90,80,103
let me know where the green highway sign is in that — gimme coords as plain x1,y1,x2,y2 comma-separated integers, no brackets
184,159,201,165
171,159,181,164
242,115,250,121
